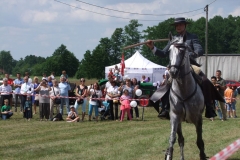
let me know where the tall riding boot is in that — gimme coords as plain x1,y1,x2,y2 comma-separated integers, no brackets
158,89,170,119
151,100,160,113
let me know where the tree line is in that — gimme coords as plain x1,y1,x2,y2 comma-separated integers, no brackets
1,15,239,79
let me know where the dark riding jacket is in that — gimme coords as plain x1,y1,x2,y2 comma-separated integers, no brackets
154,32,204,60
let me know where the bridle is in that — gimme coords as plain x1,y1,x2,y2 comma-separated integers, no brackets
169,40,198,103
169,42,191,78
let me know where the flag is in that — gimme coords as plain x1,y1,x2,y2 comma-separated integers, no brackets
120,53,125,76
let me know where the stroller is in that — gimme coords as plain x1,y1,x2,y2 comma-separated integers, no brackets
99,101,110,120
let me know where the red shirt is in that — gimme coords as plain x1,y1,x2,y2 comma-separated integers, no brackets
7,78,14,85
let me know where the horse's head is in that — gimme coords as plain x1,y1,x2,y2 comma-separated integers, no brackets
168,32,188,79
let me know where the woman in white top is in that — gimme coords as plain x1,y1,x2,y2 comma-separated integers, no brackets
49,79,60,120
102,80,120,120
34,79,51,121
88,82,102,121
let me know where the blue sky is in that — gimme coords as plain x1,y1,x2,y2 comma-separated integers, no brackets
0,0,239,61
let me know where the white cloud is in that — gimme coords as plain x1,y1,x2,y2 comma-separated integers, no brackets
22,10,58,23
0,0,238,61
230,6,240,16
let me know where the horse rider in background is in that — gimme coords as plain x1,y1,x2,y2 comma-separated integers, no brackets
146,17,225,119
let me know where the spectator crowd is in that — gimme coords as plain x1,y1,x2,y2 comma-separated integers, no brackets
0,69,238,122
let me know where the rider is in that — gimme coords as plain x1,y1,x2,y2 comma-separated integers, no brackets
146,17,224,119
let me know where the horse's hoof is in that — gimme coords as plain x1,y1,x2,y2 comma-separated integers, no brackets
199,153,208,160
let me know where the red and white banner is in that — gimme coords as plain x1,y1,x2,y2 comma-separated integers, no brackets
210,139,240,160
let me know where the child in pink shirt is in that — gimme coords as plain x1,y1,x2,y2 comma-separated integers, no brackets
120,89,132,121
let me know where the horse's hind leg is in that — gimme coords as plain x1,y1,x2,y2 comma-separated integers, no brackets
195,117,207,160
177,123,184,160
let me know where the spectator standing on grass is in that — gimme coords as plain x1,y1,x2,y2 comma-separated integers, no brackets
102,80,120,120
215,70,227,121
131,78,139,119
23,96,32,121
119,89,132,121
74,78,88,121
0,78,12,107
49,79,60,120
61,70,68,82
50,72,55,80
165,65,170,80
42,73,47,80
211,76,223,120
5,73,13,86
1,99,13,120
88,82,102,122
32,76,40,115
47,76,53,87
224,84,233,119
5,73,13,107
160,75,167,86
20,76,33,113
59,76,71,115
118,78,134,120
13,73,23,112
231,84,238,118
25,72,32,83
34,79,51,121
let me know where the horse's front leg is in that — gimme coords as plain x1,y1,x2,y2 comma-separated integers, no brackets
165,117,178,160
177,123,184,160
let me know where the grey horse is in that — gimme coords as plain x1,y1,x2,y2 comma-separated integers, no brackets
165,34,207,160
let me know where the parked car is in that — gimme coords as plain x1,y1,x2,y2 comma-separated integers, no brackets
225,80,240,94
225,80,240,87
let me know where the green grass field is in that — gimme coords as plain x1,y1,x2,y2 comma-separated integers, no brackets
0,96,240,160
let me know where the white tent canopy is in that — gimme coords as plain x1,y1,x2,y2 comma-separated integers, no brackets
105,51,166,82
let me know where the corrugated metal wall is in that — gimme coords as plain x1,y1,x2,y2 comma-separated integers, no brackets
196,55,240,81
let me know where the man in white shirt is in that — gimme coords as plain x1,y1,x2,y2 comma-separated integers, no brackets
20,76,33,112
25,72,32,84
0,78,12,107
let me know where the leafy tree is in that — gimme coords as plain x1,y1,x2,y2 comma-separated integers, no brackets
124,20,143,58
12,55,46,76
142,18,175,66
0,50,15,74
110,28,125,64
208,16,226,53
76,50,93,79
45,44,79,77
188,17,205,50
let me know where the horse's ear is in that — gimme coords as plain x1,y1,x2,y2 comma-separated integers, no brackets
168,32,173,41
183,33,187,42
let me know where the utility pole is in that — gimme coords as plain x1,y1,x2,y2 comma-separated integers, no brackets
204,5,208,75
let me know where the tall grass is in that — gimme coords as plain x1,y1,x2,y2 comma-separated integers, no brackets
0,96,240,160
